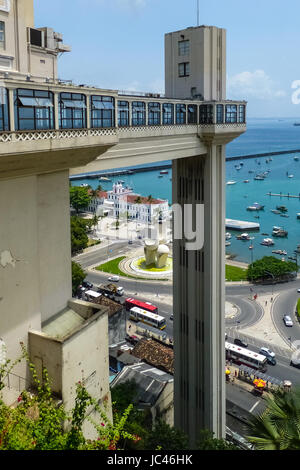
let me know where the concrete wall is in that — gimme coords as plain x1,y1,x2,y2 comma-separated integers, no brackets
109,308,126,347
155,381,174,427
37,170,71,323
0,170,72,377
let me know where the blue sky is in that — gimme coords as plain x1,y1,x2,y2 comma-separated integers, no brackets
34,0,300,117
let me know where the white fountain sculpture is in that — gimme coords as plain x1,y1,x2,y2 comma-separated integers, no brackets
144,239,170,268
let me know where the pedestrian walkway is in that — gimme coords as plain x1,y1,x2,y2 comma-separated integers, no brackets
226,291,294,359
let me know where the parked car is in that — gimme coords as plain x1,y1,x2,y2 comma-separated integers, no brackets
81,280,93,289
234,338,248,348
297,288,300,293
290,356,300,368
225,332,228,340
283,315,293,327
108,275,119,282
170,314,174,321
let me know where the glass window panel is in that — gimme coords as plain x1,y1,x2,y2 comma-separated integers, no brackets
35,98,53,107
19,119,35,130
71,100,86,109
18,107,34,118
17,89,34,97
18,97,38,107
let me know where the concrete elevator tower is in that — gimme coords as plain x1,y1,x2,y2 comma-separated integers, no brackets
165,26,239,445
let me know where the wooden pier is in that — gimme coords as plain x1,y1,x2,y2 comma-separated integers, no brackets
267,192,300,199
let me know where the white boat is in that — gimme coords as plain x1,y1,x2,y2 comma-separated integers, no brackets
288,174,294,178
226,181,237,185
260,238,274,246
297,213,300,219
225,241,231,247
225,232,232,240
80,183,89,187
99,176,112,181
294,156,299,161
247,202,264,211
236,233,250,240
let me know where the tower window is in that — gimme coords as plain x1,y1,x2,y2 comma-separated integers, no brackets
0,21,5,49
178,62,190,77
178,40,190,56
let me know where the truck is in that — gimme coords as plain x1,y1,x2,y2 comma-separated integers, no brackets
98,283,124,297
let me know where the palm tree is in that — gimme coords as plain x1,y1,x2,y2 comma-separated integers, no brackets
147,194,154,203
247,387,300,450
134,196,142,204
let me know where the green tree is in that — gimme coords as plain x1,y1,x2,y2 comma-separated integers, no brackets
247,387,300,450
96,184,104,192
134,196,142,204
72,261,86,295
247,256,297,282
147,195,154,203
197,429,239,450
144,420,189,450
0,348,135,450
71,216,89,254
70,186,92,215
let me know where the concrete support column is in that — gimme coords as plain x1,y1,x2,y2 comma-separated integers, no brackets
54,92,59,130
129,100,132,127
173,144,225,447
8,88,15,131
86,95,91,129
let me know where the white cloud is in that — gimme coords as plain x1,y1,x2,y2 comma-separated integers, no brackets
228,70,286,100
118,78,164,94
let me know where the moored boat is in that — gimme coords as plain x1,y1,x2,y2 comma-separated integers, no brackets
236,233,250,240
261,238,274,246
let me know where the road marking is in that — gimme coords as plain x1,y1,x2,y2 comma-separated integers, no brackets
249,400,260,413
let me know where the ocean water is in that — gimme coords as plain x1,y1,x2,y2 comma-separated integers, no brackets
71,117,300,263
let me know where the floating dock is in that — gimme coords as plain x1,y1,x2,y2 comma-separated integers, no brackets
225,219,260,231
267,192,300,199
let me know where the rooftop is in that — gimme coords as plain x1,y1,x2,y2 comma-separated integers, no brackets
111,362,173,406
131,338,174,374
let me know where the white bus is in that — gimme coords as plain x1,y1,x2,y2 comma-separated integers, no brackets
225,342,267,371
129,307,166,330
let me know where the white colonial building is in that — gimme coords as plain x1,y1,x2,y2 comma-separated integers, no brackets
88,182,169,223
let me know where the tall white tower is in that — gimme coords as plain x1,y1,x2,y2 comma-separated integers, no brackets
166,26,232,446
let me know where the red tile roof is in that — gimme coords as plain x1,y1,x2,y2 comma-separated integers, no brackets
131,339,174,374
122,195,166,205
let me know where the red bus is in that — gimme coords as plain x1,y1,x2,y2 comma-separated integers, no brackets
125,297,158,314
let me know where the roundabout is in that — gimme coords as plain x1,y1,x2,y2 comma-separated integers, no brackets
130,256,173,276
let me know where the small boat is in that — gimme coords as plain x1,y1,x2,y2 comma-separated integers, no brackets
235,165,242,170
225,232,232,240
248,170,254,174
297,213,300,219
294,156,299,161
160,170,169,174
249,244,254,250
226,181,237,185
276,205,288,212
271,209,281,214
243,180,250,183
247,202,264,211
254,175,264,180
261,233,269,236
158,175,163,178
261,238,274,246
80,183,89,187
225,241,231,247
272,249,287,255
288,174,294,178
99,176,112,181
236,233,250,240
280,214,289,218
272,227,288,237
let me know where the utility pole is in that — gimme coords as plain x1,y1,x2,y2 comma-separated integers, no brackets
197,0,200,26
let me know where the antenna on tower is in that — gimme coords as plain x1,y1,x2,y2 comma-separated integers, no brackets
197,0,199,26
